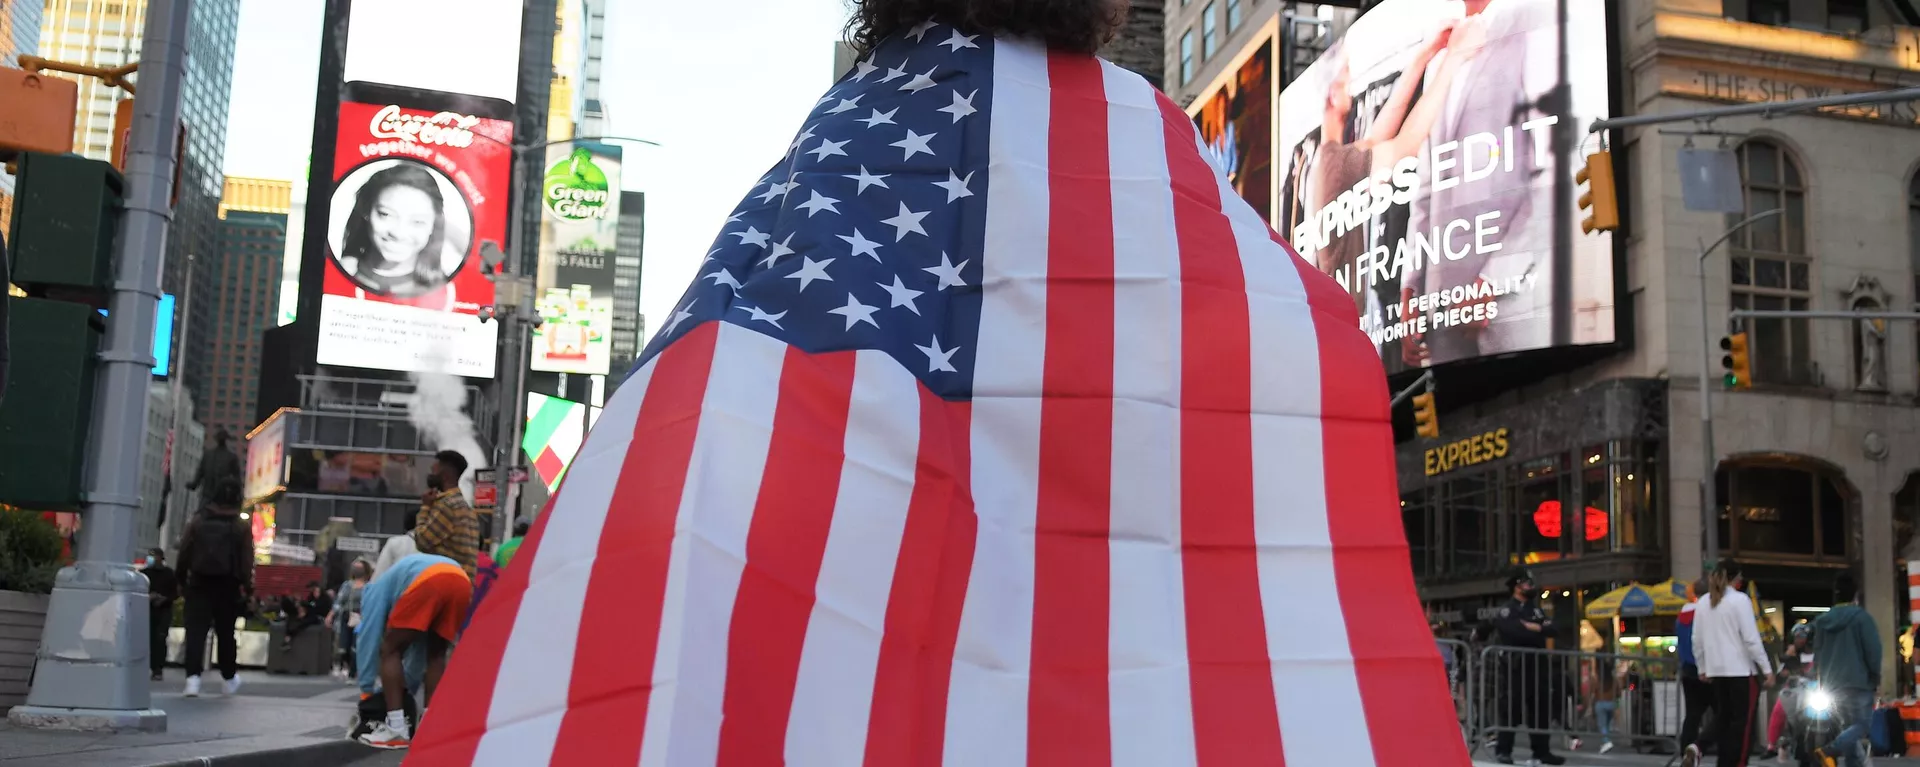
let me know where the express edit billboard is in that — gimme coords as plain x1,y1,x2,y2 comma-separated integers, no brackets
311,0,523,378
1273,0,1614,372
531,143,622,375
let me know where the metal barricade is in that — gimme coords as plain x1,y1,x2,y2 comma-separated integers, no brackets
1437,638,1475,744
1472,645,1685,761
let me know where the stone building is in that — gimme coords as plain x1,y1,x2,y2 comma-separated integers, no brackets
1101,0,1167,90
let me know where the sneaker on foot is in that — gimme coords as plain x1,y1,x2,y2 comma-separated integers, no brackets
359,722,411,750
1493,755,1515,765
222,675,242,695
1538,754,1567,766
150,672,163,682
1600,741,1615,754
1681,743,1701,767
183,675,201,697
1815,749,1837,767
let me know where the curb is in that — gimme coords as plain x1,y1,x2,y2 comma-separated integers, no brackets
148,738,378,767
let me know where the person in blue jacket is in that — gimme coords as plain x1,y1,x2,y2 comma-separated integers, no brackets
355,552,471,750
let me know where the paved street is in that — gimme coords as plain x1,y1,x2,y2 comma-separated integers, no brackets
0,668,380,766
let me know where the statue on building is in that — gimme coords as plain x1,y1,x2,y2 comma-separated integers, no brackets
1843,276,1891,393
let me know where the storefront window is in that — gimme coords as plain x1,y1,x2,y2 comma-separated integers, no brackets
1403,491,1431,578
1514,455,1567,564
1715,461,1852,561
1448,474,1497,576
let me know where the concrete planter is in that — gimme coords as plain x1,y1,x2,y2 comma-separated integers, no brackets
0,590,51,709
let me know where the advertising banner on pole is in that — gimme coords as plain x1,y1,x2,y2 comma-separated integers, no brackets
1266,0,1614,372
531,143,623,375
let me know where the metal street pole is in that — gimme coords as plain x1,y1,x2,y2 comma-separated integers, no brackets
1590,86,1920,134
1696,208,1783,568
1549,0,1573,347
9,0,192,733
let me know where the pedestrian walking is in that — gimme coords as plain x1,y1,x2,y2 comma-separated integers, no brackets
329,559,372,681
1492,567,1566,765
355,552,473,750
1677,576,1719,756
1687,560,1772,767
1810,571,1880,767
140,548,178,681
176,479,254,697
414,450,479,578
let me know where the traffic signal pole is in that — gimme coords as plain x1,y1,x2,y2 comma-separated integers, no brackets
8,0,191,733
1697,209,1783,568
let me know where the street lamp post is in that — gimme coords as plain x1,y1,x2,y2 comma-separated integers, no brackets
486,135,658,542
1697,208,1783,568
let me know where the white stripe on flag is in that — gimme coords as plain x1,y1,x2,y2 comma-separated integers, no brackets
472,356,657,767
1100,59,1199,767
639,323,787,767
784,350,922,765
1204,135,1380,763
945,36,1052,767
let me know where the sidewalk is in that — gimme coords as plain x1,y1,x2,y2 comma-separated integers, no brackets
0,668,389,766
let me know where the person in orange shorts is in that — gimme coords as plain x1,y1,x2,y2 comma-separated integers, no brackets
353,552,471,749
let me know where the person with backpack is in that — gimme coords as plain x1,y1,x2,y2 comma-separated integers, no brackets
1811,571,1881,767
176,479,254,697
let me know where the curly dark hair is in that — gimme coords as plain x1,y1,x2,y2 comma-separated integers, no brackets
846,0,1128,55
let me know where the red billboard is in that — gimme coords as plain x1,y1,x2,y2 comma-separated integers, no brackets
315,101,511,377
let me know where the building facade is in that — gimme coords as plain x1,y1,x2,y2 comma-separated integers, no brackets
1101,0,1167,89
208,178,291,441
0,0,43,234
1379,0,1920,688
612,190,646,369
145,381,204,555
1163,0,1361,105
39,0,240,424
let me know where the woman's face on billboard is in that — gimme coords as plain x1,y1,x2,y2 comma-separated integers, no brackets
368,185,435,266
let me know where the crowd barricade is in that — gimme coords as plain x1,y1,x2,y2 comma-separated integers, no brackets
1468,645,1685,758
1437,638,1475,743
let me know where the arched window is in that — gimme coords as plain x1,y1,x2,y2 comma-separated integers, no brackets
1715,459,1851,563
1729,140,1814,386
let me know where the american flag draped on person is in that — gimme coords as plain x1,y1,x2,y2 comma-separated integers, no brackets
409,1,1467,764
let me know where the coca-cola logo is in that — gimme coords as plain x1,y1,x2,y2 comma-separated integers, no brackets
369,105,481,148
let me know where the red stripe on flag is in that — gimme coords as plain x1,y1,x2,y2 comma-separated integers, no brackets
1027,50,1116,767
863,391,976,767
1283,239,1469,765
1157,94,1287,766
549,323,721,765
715,348,859,766
408,492,565,766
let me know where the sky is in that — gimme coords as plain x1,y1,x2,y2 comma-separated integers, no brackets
222,0,855,344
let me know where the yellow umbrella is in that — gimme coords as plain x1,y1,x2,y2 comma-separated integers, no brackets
1585,580,1691,619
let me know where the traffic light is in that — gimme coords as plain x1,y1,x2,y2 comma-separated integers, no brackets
1720,332,1751,389
1576,150,1619,234
1412,392,1440,439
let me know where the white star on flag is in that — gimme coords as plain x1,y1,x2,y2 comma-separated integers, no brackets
940,30,980,51
891,129,937,161
756,180,799,203
907,19,938,42
787,127,816,154
825,96,861,115
808,138,851,161
881,203,930,242
795,190,842,217
661,299,696,334
924,252,968,289
934,170,975,203
785,256,836,292
915,335,960,372
900,68,939,93
704,269,742,291
759,234,797,268
738,305,787,330
827,292,882,330
838,229,883,261
880,64,908,83
879,274,924,315
731,226,771,247
858,108,899,129
938,90,978,123
851,59,878,81
844,166,891,195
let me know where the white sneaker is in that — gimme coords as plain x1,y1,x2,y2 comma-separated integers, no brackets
359,721,411,750
183,675,201,697
1600,741,1615,754
1681,743,1701,767
222,676,242,695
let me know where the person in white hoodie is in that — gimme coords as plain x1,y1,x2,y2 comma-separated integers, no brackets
1686,559,1773,767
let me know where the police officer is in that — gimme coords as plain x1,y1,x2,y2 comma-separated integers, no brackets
1492,567,1565,765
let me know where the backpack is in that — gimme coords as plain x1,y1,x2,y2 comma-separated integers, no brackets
189,514,240,577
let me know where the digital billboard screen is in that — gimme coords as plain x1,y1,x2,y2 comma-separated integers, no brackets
1192,30,1276,224
309,0,522,378
1273,0,1613,372
531,143,623,375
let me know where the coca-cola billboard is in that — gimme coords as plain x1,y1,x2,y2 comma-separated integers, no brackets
314,100,511,376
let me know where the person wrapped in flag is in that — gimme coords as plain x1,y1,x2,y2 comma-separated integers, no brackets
410,1,1468,764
